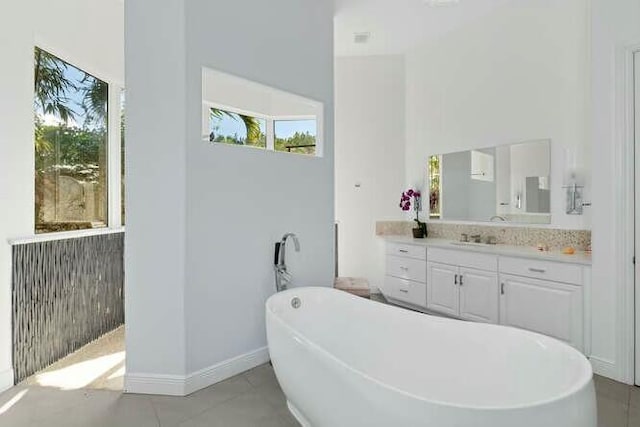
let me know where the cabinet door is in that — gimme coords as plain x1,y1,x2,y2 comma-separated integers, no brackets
459,267,499,323
500,274,583,350
427,262,459,317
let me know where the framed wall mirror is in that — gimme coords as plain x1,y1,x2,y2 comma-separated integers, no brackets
428,139,551,224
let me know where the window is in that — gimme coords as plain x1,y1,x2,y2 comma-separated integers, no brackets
202,68,323,157
428,155,441,218
207,107,317,156
274,119,316,156
34,47,119,234
209,108,267,148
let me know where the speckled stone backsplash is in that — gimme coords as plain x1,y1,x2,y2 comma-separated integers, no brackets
376,221,591,250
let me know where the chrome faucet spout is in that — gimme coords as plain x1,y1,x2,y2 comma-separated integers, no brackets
282,233,300,252
279,233,300,268
275,233,300,292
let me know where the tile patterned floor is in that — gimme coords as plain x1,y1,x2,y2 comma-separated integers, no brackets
595,375,640,427
0,364,297,427
1,363,638,426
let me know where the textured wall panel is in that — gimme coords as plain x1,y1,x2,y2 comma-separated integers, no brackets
12,232,124,384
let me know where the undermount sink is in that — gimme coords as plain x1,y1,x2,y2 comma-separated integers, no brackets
449,241,494,248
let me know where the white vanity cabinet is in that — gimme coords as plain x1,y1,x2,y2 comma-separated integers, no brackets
426,248,499,323
499,256,585,351
383,239,590,354
383,242,427,308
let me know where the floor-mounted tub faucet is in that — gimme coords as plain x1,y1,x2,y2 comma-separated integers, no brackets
274,233,300,292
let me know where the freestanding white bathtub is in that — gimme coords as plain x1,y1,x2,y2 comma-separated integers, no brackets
266,287,596,427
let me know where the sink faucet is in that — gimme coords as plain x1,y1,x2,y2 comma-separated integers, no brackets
490,215,507,222
274,233,300,292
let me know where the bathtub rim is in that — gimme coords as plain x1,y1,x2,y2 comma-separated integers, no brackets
266,286,594,412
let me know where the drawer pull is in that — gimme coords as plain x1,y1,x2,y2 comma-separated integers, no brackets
528,268,547,274
398,249,409,253
399,289,409,293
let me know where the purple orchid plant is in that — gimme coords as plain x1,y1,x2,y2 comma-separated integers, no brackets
400,188,427,237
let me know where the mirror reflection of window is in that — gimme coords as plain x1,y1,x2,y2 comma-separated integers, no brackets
428,155,441,218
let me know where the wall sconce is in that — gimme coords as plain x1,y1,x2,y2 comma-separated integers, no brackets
563,171,589,215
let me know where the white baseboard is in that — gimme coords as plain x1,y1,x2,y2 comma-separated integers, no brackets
0,368,14,393
184,346,269,395
125,346,270,396
590,356,621,382
124,372,187,396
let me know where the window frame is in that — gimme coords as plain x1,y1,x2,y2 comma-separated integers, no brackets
203,102,323,158
205,102,270,150
32,44,125,237
272,116,318,156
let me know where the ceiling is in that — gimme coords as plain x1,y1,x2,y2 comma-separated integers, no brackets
334,0,513,56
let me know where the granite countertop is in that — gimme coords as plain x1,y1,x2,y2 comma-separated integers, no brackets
381,236,592,266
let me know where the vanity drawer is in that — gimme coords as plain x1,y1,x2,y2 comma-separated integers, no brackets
427,247,498,272
386,255,427,283
384,276,427,308
386,242,426,260
499,256,582,285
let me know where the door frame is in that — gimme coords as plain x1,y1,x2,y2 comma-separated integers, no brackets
633,48,640,385
620,44,640,385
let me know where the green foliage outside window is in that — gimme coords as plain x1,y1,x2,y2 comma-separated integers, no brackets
34,47,109,233
429,155,441,218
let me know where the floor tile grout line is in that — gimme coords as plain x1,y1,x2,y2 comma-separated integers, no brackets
147,395,162,427
155,375,254,427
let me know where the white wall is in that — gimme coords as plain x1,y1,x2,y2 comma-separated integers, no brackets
202,68,319,118
335,55,406,292
590,0,640,382
183,0,334,375
0,3,33,391
124,0,187,384
404,0,590,230
0,0,123,392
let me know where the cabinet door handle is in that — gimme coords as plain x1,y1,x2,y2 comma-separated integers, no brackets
399,249,409,253
459,275,463,286
399,289,409,293
454,274,458,285
399,266,409,271
501,283,505,295
528,268,546,273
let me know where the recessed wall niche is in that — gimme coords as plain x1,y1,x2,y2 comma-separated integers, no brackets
201,67,324,157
